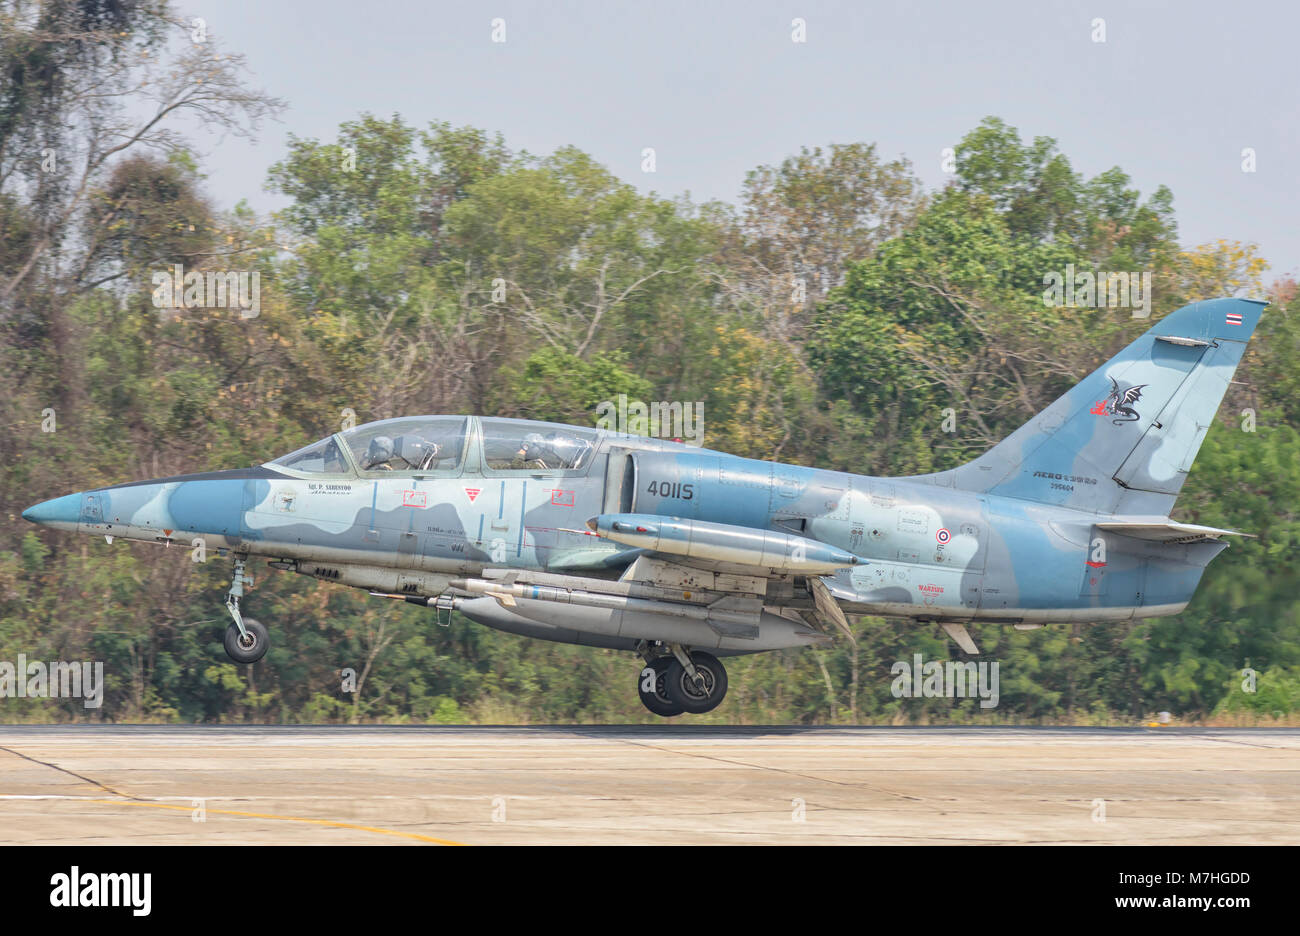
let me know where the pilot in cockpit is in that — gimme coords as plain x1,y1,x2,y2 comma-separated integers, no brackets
361,435,396,470
512,432,592,470
361,434,442,471
394,435,441,470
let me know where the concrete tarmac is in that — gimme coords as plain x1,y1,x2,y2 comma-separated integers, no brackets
0,726,1296,845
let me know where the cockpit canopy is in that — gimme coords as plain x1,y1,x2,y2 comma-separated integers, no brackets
271,435,349,474
269,416,599,476
481,418,595,470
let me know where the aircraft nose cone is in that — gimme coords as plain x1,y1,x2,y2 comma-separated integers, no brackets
22,493,81,527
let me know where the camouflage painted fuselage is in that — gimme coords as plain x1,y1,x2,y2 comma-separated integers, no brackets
39,433,1218,617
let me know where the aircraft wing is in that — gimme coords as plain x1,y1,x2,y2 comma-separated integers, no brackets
586,512,860,643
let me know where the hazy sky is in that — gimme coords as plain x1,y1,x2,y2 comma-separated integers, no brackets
185,0,1298,280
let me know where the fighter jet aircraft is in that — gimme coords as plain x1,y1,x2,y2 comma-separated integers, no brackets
22,297,1263,716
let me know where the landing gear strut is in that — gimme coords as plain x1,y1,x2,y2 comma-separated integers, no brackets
635,645,728,716
223,556,268,664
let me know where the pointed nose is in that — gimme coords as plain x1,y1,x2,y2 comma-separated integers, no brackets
22,493,82,528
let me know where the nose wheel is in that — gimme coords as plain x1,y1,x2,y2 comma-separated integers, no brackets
224,617,268,664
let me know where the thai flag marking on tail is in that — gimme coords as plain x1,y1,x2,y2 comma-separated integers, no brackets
1226,312,1244,325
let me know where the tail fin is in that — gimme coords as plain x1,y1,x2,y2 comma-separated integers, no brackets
926,297,1266,516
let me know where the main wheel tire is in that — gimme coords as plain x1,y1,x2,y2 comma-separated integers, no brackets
664,651,728,714
224,618,269,664
637,658,684,717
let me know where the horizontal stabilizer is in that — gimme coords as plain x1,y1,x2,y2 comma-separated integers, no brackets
1095,520,1253,543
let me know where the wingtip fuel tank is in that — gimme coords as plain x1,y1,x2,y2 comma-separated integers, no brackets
588,513,862,574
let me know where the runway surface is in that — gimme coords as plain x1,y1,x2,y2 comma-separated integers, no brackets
1,726,1296,845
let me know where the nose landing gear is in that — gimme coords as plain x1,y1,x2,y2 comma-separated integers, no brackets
223,556,268,664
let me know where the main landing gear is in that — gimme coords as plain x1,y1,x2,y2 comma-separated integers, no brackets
636,644,728,717
223,556,268,664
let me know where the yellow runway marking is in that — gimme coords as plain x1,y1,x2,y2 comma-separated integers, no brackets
87,799,470,846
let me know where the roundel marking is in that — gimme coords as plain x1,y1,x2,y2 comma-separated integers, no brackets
935,527,951,545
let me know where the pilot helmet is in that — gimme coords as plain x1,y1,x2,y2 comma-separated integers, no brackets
363,435,394,469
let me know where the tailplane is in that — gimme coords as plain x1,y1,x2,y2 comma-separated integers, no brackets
921,297,1266,516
